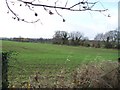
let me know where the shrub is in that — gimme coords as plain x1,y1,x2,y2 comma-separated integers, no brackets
18,60,119,88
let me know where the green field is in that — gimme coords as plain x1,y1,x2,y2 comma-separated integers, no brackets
1,40,118,87
2,40,118,64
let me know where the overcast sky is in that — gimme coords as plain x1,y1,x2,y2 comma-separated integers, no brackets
0,0,119,40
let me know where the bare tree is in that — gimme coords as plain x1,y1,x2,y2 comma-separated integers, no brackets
53,30,69,45
5,0,110,23
94,29,120,48
104,30,119,48
94,33,105,48
69,31,84,46
94,33,104,41
104,30,119,43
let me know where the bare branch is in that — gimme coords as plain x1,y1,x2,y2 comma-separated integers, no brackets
65,0,68,7
6,0,40,23
6,0,18,18
55,0,65,22
6,0,109,23
17,0,108,12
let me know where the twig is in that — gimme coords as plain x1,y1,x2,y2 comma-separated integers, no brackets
6,0,40,23
6,0,109,23
17,0,108,12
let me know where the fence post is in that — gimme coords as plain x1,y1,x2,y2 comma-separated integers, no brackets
2,52,9,88
118,1,120,88
118,58,120,88
0,52,2,89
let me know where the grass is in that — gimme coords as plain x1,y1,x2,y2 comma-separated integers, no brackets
1,40,118,88
2,40,118,64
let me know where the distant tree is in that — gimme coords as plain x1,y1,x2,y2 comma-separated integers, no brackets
82,37,90,47
5,0,110,23
53,31,69,45
104,30,120,48
104,36,112,48
94,33,104,41
106,30,119,42
53,31,62,44
94,29,119,49
69,31,84,46
94,33,105,48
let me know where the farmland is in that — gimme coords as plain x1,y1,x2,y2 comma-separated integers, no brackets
1,40,118,88
2,40,118,64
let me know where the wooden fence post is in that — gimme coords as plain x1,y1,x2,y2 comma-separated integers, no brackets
118,58,120,88
0,52,2,89
2,52,9,88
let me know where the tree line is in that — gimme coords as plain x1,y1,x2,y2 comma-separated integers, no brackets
1,29,119,49
94,29,120,49
53,29,120,49
53,31,89,47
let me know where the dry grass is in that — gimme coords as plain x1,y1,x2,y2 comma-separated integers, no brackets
72,60,118,88
9,60,119,88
